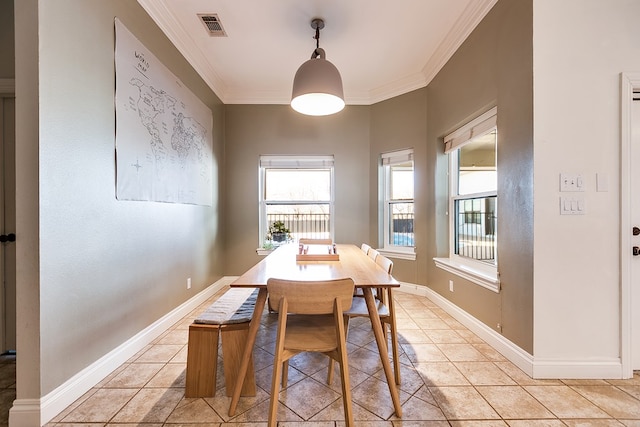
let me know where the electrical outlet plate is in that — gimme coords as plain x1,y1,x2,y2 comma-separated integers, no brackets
560,173,585,192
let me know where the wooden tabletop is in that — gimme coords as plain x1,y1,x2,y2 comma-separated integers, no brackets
231,243,400,288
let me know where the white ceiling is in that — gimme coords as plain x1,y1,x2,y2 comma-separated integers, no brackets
137,0,497,106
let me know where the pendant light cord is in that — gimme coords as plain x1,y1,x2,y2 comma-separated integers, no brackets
313,24,320,58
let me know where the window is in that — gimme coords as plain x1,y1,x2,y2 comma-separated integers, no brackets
454,133,497,263
380,149,415,260
434,107,499,292
259,155,334,248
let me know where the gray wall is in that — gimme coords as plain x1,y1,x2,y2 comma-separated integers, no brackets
16,0,224,396
224,105,370,275
426,0,534,352
370,88,427,285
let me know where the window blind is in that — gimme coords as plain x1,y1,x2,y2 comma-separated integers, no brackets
444,107,497,154
259,155,334,169
381,148,413,165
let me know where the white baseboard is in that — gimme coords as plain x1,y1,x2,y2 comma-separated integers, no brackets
398,282,624,379
9,276,237,427
532,358,623,379
7,400,40,427
398,282,535,376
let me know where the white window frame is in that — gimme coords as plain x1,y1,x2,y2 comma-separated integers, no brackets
434,107,500,292
258,155,335,251
378,149,416,260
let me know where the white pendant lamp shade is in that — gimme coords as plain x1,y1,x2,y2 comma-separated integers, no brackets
291,54,344,116
291,19,345,116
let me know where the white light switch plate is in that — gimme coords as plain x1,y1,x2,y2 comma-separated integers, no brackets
596,173,608,192
560,196,585,215
560,173,585,192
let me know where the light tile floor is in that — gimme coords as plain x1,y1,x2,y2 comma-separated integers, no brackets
40,288,640,426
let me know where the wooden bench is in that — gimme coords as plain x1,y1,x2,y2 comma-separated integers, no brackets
185,287,258,398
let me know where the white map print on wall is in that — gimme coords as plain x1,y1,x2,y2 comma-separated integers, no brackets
115,18,213,206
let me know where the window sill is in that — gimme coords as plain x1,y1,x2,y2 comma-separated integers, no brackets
433,257,500,293
378,248,416,261
256,248,274,256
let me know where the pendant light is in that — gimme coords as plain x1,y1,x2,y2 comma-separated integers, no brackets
291,18,345,116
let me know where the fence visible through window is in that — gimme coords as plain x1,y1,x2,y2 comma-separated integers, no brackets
266,211,331,241
389,202,414,247
266,210,415,245
455,195,496,262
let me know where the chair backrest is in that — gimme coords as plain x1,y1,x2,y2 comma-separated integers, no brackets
299,238,333,245
375,255,393,274
367,248,379,261
267,278,355,315
361,243,371,255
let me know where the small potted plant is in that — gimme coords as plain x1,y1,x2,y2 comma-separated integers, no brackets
267,220,291,243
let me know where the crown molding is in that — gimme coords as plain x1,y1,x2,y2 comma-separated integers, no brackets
0,79,15,94
224,74,429,106
368,72,429,105
223,89,289,105
137,0,497,106
225,89,374,106
136,0,228,102
422,0,498,86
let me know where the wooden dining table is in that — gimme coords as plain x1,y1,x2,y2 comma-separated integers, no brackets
227,243,402,417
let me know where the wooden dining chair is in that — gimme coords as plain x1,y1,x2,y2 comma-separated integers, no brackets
375,255,393,304
360,243,371,255
375,254,393,275
329,254,401,386
266,277,355,427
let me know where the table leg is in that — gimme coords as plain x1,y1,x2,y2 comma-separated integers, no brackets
362,288,402,417
228,287,267,417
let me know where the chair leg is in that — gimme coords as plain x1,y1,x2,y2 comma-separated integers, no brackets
268,299,288,427
377,287,386,305
327,314,350,385
382,320,388,343
335,302,354,427
338,356,354,427
327,360,334,385
282,360,289,388
268,358,283,427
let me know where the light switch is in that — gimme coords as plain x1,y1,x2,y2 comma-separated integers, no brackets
560,196,586,215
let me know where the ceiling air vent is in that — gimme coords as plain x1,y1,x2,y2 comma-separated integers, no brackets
198,14,227,37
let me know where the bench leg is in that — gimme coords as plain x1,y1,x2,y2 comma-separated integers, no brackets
185,324,220,398
221,326,256,397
